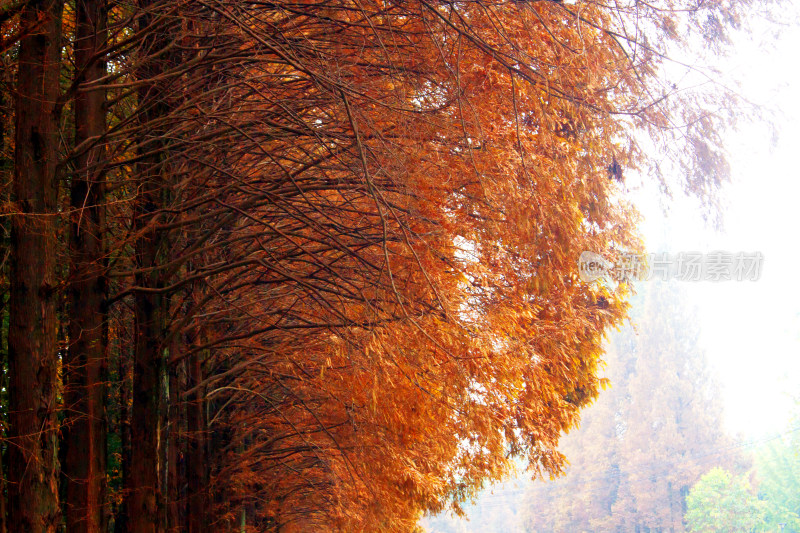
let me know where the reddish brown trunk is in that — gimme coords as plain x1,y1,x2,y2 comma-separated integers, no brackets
63,0,109,530
125,4,172,530
0,436,5,533
0,306,6,533
127,181,167,533
0,45,8,532
127,231,166,533
167,357,181,532
115,338,132,533
186,351,206,533
7,1,64,531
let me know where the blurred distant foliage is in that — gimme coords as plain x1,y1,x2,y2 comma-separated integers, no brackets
685,468,765,533
756,441,800,532
520,282,738,533
685,418,800,533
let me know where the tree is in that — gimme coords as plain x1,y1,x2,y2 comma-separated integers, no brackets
685,467,765,533
6,1,63,531
755,432,800,532
61,0,110,530
0,1,768,531
522,282,737,533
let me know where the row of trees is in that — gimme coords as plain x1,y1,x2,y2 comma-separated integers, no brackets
0,1,755,532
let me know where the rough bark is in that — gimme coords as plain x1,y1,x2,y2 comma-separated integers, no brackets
126,3,173,530
186,351,206,533
7,1,63,531
128,196,167,533
0,23,9,530
167,355,181,532
63,0,109,530
114,337,132,533
127,156,167,533
0,299,8,533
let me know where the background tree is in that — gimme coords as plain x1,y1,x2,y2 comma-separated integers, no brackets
684,467,766,533
754,431,800,532
522,282,738,533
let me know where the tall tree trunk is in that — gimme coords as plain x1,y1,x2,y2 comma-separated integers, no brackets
7,1,64,531
0,291,8,533
127,182,167,533
0,24,8,531
186,350,206,533
63,0,109,530
167,355,181,532
126,4,173,530
127,154,168,533
0,436,4,533
114,336,132,533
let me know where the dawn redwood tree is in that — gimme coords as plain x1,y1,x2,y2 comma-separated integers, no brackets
111,1,765,530
62,0,110,530
7,0,63,531
0,15,12,532
174,2,745,529
126,2,181,529
608,284,734,532
0,1,772,532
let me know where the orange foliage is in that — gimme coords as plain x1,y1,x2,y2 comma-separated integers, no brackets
185,2,644,530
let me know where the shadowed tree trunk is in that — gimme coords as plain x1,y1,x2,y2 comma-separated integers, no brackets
114,334,132,533
7,0,63,531
0,279,8,533
167,337,182,532
126,3,174,530
63,0,109,530
127,114,168,533
186,349,206,533
0,19,9,532
128,141,168,533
